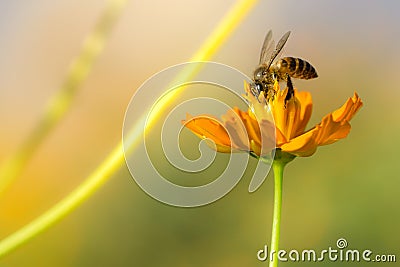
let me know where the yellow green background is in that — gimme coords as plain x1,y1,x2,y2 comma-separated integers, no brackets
0,0,399,266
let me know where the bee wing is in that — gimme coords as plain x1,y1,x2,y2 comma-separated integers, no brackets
259,30,275,65
266,31,291,69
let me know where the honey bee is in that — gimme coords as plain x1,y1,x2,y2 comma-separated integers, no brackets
251,30,318,103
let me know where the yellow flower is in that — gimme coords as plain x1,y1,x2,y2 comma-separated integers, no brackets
182,82,362,158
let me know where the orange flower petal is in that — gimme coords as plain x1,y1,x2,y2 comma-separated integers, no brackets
275,127,287,146
270,89,287,137
237,108,262,147
182,114,231,149
259,119,277,155
250,139,261,156
221,109,250,150
203,139,232,153
278,91,362,156
238,107,276,156
332,92,363,122
280,129,318,157
293,90,313,136
314,114,351,146
312,92,362,146
271,88,313,141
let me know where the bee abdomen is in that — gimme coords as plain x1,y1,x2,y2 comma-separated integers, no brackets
278,57,318,80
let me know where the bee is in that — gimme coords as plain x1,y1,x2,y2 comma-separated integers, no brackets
251,30,318,103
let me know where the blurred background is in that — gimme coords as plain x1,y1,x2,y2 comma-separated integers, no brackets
0,0,399,266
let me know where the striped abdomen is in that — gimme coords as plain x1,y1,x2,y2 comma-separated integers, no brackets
277,57,318,80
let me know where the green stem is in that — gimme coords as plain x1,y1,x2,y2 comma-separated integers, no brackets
0,0,128,195
269,160,286,267
0,0,260,258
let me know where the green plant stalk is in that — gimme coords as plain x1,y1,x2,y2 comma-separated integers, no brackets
0,0,260,258
0,143,125,257
0,0,128,194
269,160,286,267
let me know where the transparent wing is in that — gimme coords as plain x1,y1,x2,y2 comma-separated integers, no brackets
259,30,275,65
266,31,291,69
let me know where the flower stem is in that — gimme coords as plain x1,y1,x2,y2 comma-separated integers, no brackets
269,160,286,267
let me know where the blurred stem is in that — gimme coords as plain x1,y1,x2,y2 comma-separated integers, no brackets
0,143,125,257
0,0,259,258
0,0,128,194
269,160,286,267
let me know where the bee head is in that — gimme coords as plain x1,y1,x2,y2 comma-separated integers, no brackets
253,66,267,81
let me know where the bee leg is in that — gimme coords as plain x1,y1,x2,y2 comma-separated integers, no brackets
266,77,279,103
284,74,294,107
266,88,274,102
250,83,260,97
